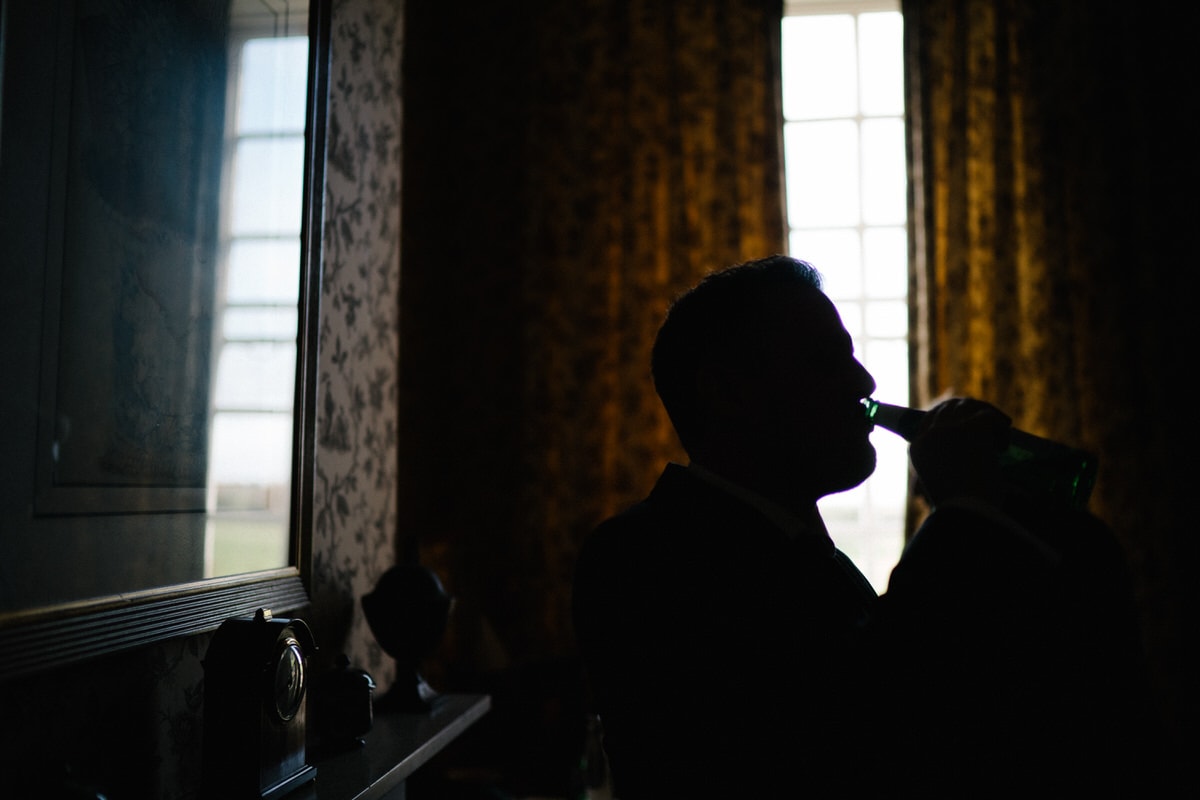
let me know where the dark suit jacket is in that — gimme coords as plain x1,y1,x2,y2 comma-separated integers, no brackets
880,499,1168,797
573,464,1163,798
572,463,882,798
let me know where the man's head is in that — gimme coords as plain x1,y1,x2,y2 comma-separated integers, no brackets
652,255,877,505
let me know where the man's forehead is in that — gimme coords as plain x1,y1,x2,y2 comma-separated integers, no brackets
747,288,850,362
763,286,844,333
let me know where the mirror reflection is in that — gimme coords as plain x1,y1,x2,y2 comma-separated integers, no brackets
207,7,310,577
0,0,312,615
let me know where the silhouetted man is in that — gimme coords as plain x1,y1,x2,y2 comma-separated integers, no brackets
572,255,1160,798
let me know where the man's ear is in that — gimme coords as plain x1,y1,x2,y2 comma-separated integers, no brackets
695,360,749,419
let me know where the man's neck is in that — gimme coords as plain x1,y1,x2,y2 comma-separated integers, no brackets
686,459,827,540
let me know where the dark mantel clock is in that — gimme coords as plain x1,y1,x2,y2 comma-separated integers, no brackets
202,608,318,799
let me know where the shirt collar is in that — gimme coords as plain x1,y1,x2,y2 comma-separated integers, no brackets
683,461,832,547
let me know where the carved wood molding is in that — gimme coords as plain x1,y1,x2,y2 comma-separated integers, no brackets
0,572,310,681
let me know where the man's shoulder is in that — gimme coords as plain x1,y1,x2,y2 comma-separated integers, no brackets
901,500,1060,575
579,466,691,555
585,463,759,545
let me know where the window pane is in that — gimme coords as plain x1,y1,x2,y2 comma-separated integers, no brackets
790,228,861,297
822,262,863,301
863,227,908,297
238,37,310,134
785,120,860,227
207,518,290,579
227,240,301,302
209,413,293,484
782,16,857,120
859,13,904,116
224,307,299,340
865,300,907,338
820,490,859,515
230,138,305,235
870,432,910,506
861,118,906,225
864,339,908,405
213,342,297,410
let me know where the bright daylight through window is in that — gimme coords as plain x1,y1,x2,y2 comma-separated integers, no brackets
782,0,907,591
206,30,308,577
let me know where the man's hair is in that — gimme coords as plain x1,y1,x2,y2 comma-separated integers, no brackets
651,255,824,454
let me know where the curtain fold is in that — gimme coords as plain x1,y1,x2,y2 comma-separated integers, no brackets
518,0,787,652
904,0,1193,752
906,0,1082,434
400,0,786,665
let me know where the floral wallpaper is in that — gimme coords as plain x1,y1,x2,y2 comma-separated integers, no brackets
308,0,404,688
0,1,404,797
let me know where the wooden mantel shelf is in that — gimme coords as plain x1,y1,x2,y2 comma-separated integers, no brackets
297,693,491,800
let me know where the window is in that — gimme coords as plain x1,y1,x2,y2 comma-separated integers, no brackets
782,0,908,591
206,10,309,577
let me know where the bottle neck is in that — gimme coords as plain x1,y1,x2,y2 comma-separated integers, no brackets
863,398,925,441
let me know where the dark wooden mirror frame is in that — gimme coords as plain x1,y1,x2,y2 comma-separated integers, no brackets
0,0,331,682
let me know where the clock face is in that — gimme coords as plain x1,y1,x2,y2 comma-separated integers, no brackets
273,637,307,722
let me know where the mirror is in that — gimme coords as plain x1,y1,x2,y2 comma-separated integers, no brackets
0,0,329,678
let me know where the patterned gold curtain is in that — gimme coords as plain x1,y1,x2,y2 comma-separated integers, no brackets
518,0,787,653
401,0,786,667
904,0,1096,445
903,0,1192,750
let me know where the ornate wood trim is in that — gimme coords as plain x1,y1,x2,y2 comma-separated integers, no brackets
0,572,309,681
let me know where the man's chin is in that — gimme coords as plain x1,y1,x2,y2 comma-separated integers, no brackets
845,451,878,490
815,444,877,497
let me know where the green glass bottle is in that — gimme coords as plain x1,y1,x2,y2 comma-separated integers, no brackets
863,398,1099,509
